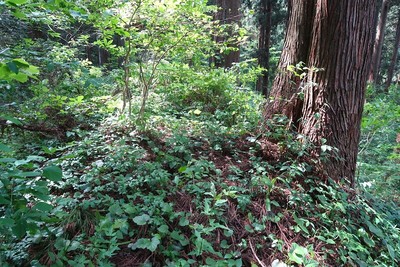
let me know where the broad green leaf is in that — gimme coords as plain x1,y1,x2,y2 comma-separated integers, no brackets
0,143,13,152
6,61,19,73
0,65,11,79
12,58,30,67
0,218,15,227
289,243,308,264
26,65,39,75
109,202,124,215
12,220,27,238
366,221,384,239
325,239,336,245
21,171,41,177
129,236,160,252
133,214,151,225
12,10,26,19
11,72,28,82
42,166,62,182
0,115,23,126
158,224,169,234
0,157,16,163
0,196,10,205
34,202,53,212
178,166,187,173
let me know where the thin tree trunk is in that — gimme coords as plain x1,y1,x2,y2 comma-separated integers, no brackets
368,0,390,83
211,0,241,68
256,0,273,97
263,0,315,126
384,10,400,92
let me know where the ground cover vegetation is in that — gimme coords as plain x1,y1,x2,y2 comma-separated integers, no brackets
0,0,399,266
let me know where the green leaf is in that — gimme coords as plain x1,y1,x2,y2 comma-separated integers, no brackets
42,166,62,182
129,236,160,252
11,73,28,82
0,143,13,152
12,58,30,67
109,202,124,215
26,65,39,75
0,196,10,205
158,224,169,234
289,243,308,265
193,109,202,115
7,0,29,5
178,166,187,173
387,244,395,260
12,10,26,18
366,221,384,239
325,239,336,245
12,220,27,238
133,214,151,225
33,202,53,212
0,65,11,79
0,115,23,126
6,61,19,73
20,171,41,177
0,218,15,227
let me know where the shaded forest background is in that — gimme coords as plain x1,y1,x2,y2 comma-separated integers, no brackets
0,0,399,266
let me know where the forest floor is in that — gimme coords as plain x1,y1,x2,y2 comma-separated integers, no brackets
20,107,397,267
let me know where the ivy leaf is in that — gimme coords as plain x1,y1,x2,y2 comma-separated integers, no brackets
42,166,62,182
129,236,160,252
133,214,151,225
157,224,169,234
289,243,308,265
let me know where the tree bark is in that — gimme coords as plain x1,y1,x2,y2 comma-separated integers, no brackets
263,0,315,126
384,9,400,92
302,1,376,186
211,0,241,68
256,0,273,97
368,0,390,83
263,0,377,186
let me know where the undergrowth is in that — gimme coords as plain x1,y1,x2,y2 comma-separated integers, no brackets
1,96,399,266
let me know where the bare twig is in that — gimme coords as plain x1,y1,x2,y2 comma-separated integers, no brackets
248,239,267,267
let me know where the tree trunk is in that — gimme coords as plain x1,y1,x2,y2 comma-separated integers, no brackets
256,0,273,97
263,0,315,126
384,10,400,93
211,0,241,68
368,0,390,83
264,0,377,186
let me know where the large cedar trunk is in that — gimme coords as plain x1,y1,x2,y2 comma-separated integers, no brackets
211,0,241,68
263,0,315,125
256,0,273,96
264,0,377,185
384,10,400,92
368,0,390,83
